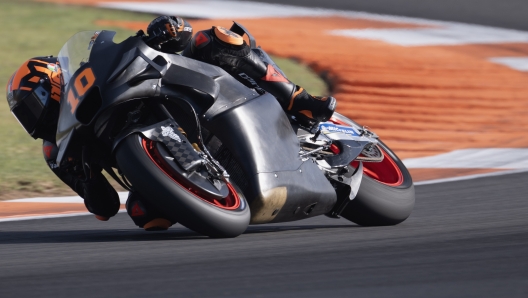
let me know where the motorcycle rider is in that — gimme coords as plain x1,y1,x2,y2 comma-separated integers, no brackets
6,15,336,230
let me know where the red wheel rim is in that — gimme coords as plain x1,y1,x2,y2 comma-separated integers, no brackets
330,118,404,187
142,138,241,210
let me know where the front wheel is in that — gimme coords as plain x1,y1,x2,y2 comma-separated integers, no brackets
115,134,250,237
331,113,415,226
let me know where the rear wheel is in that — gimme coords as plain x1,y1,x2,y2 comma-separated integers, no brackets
115,134,250,237
331,113,415,226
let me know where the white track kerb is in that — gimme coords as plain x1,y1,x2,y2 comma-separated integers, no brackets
0,193,129,222
0,210,127,223
3,0,528,221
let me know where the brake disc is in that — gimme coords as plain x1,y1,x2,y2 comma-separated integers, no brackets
355,144,384,162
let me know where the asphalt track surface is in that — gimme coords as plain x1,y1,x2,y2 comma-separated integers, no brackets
2,1,528,297
1,172,527,297
237,0,528,31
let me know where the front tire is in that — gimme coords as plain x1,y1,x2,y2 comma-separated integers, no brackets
115,134,250,237
331,113,415,226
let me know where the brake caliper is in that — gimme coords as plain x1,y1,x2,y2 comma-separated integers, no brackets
141,119,205,171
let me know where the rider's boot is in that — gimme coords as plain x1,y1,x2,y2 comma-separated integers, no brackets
43,140,121,221
126,191,174,231
182,26,336,127
283,85,337,128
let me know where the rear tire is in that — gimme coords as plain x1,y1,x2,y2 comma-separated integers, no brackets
115,134,250,238
331,113,415,226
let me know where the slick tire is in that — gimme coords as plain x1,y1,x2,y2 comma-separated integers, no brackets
340,141,415,226
332,113,415,226
115,134,250,238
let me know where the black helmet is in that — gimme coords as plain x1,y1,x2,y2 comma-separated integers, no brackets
147,16,193,53
6,56,62,141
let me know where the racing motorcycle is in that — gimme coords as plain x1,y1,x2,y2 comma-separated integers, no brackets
24,23,415,237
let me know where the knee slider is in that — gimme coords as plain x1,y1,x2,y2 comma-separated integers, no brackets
126,191,175,229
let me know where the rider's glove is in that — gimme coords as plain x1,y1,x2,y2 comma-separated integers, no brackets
147,16,193,52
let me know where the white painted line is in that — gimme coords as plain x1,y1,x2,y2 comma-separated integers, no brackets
98,0,528,46
403,148,528,169
99,1,331,19
7,192,129,204
414,168,528,186
7,196,84,203
489,57,528,72
329,25,528,46
0,210,127,223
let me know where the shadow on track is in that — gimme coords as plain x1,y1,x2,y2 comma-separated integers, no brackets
0,223,357,244
245,224,356,235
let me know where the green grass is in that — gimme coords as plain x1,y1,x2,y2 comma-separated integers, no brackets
0,0,327,197
270,56,327,96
